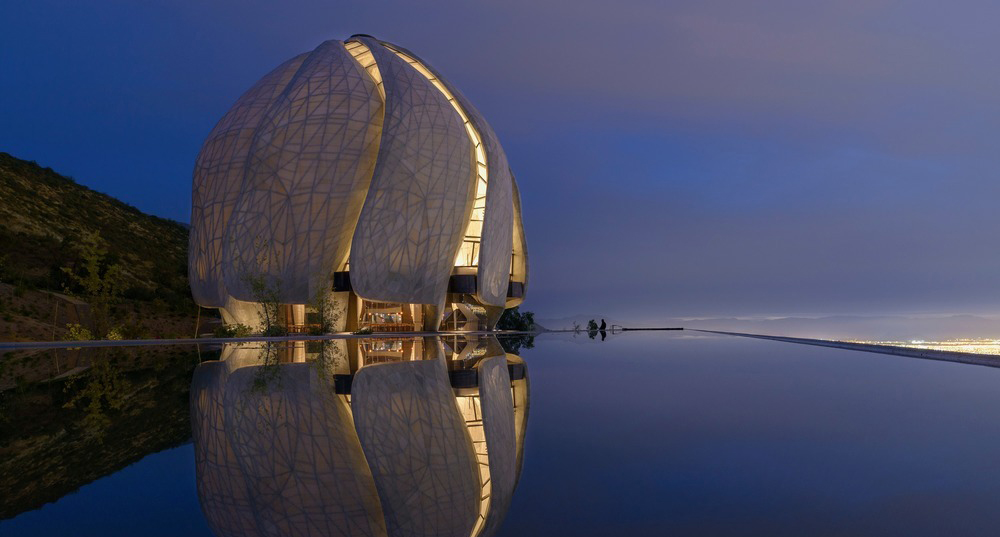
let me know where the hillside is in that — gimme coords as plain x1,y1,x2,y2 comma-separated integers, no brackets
0,152,199,341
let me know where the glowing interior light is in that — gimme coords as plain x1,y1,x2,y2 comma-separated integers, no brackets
455,391,492,537
344,41,385,99
381,45,489,269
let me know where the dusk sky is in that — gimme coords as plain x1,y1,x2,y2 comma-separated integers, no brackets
4,0,1000,323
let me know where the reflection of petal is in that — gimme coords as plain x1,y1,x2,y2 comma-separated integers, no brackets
476,355,516,537
353,360,480,537
507,353,531,486
190,361,261,537
225,363,387,537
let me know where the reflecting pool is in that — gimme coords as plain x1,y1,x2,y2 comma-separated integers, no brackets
4,331,1000,536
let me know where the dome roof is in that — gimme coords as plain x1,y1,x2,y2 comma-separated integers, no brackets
189,36,526,311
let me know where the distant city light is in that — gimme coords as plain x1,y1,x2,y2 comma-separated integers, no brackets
846,339,1000,355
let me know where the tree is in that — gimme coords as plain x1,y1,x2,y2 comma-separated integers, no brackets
242,270,285,336
497,307,536,331
498,333,534,354
237,239,286,336
307,286,344,335
61,231,126,338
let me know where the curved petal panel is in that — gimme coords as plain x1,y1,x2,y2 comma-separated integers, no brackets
189,54,307,308
380,41,514,308
476,355,516,537
506,176,528,308
223,41,384,303
218,294,264,331
352,360,480,537
349,37,476,306
223,363,388,537
474,147,514,308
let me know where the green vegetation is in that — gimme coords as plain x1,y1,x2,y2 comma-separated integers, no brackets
497,306,536,332
0,153,192,310
213,323,253,338
0,152,200,340
496,307,537,353
65,323,93,341
238,243,286,337
0,346,202,518
498,333,534,354
61,231,126,337
307,288,342,335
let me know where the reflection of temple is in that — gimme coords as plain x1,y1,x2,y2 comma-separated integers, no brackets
189,336,529,537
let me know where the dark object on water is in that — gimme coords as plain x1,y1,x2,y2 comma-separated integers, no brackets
599,319,607,330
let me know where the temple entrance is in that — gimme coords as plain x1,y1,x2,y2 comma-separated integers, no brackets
359,300,415,332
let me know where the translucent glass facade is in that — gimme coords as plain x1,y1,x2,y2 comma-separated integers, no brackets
189,36,527,332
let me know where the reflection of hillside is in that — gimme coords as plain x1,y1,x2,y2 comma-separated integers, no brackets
0,346,203,519
191,336,529,537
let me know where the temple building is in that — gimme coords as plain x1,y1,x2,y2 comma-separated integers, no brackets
190,336,529,537
189,35,527,332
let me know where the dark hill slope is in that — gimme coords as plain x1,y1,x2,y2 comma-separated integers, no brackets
0,152,190,308
0,152,200,341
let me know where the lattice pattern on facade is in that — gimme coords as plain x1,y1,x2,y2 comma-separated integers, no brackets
190,54,307,308
222,40,384,303
348,36,475,306
476,355,517,536
380,41,516,308
189,35,527,324
190,361,262,537
507,177,529,309
191,338,527,537
353,357,480,537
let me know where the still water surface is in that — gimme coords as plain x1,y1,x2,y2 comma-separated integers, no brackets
3,331,1000,536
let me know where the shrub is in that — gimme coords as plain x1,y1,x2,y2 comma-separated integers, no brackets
261,324,287,337
66,323,93,341
213,323,253,338
119,321,149,340
497,307,536,331
231,323,253,337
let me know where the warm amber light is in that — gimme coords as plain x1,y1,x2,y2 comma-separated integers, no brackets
382,45,489,268
344,40,385,99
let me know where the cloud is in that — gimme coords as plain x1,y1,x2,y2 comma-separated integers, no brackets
3,0,999,324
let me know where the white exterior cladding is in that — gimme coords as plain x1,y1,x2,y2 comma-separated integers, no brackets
348,37,475,306
189,35,527,327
